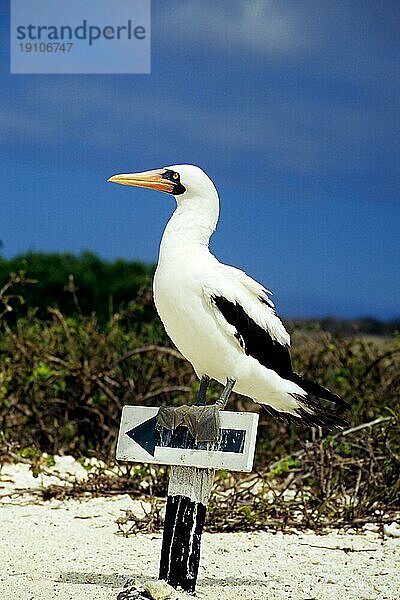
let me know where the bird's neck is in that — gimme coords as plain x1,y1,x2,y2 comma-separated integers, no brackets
160,193,220,254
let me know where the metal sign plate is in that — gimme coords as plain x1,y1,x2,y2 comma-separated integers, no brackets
116,405,259,472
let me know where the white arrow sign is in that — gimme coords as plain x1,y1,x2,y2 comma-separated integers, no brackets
116,406,259,472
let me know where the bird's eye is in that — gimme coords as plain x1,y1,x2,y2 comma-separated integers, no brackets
172,172,179,180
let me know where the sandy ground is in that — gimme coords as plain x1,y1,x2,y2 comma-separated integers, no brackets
1,457,399,600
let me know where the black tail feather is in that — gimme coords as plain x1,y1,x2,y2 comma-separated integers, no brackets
262,398,349,429
262,373,350,429
290,372,350,410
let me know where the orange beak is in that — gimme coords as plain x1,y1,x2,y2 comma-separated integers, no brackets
107,169,173,193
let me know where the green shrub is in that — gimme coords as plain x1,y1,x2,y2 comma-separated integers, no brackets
0,268,399,529
0,251,153,325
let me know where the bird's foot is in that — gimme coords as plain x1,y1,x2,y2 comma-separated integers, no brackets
215,377,236,410
196,375,210,405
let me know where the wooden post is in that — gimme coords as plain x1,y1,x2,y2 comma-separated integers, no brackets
116,405,258,595
159,465,215,593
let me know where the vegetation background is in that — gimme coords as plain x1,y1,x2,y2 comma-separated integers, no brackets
0,252,399,532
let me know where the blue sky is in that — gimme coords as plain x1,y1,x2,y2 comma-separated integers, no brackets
1,1,399,318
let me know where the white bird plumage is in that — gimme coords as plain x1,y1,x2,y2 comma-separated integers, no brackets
108,164,347,426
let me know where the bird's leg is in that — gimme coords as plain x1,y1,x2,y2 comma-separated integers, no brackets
196,375,210,405
215,377,236,410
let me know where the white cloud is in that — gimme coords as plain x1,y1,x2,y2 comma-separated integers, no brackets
156,0,307,57
1,77,392,176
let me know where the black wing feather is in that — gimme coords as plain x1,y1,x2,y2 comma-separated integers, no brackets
212,295,293,378
213,296,293,379
212,296,348,423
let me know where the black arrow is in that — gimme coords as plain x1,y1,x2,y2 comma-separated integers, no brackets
126,416,246,457
126,416,158,456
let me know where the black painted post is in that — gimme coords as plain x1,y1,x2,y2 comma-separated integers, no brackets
158,465,215,593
